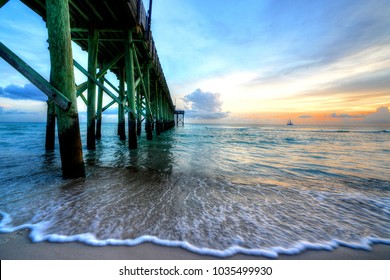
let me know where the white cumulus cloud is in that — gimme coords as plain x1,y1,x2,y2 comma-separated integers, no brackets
182,88,230,119
363,106,390,124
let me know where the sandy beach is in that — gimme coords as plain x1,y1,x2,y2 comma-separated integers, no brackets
0,230,389,260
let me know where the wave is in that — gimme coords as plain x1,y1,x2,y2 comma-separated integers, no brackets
309,129,390,134
1,211,389,258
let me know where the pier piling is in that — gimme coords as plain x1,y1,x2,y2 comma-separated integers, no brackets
45,98,56,150
118,64,126,140
46,0,85,178
145,63,153,140
95,70,104,140
125,30,138,149
87,27,99,150
136,90,142,136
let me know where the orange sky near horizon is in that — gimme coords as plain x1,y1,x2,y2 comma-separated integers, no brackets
189,106,390,125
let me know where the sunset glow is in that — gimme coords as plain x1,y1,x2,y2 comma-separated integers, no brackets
0,0,389,125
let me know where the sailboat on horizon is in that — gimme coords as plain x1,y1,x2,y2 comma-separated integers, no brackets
287,118,293,125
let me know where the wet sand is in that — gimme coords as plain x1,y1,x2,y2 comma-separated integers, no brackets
1,230,389,260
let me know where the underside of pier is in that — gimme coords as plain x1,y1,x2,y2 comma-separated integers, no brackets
0,0,176,178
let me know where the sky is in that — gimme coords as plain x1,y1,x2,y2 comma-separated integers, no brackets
0,0,390,125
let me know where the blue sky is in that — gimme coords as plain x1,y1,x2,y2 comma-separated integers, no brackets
0,0,390,124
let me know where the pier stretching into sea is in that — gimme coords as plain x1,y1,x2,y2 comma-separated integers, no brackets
0,0,180,178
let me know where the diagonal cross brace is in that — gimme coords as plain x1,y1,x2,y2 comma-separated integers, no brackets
0,41,71,111
73,59,136,116
132,45,153,120
76,53,124,96
0,0,9,8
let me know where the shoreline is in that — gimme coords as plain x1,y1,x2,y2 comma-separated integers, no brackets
1,230,389,260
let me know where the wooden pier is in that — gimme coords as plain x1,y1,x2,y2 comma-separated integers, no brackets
174,110,185,126
0,0,176,178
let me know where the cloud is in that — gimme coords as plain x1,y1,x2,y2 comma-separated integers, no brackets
299,115,312,119
363,106,390,124
0,106,30,114
325,69,390,97
302,3,389,71
328,113,365,119
182,88,230,119
246,0,390,97
0,104,46,122
325,107,390,124
0,84,47,101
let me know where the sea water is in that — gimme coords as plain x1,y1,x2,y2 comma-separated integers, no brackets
0,122,389,257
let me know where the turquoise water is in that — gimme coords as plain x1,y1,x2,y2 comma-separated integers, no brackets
0,122,389,257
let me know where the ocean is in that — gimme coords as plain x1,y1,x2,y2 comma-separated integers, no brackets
0,122,389,258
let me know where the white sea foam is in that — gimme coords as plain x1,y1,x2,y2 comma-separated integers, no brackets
1,211,390,258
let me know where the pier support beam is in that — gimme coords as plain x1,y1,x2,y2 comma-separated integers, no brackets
145,64,153,140
145,120,152,140
155,87,161,136
45,98,56,150
87,27,99,150
118,64,126,140
96,71,104,140
136,92,142,136
125,30,137,149
46,0,85,178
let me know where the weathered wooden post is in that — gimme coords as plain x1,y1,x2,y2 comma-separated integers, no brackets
95,68,104,140
155,84,161,136
136,91,142,136
159,88,164,132
118,64,126,140
162,95,166,131
145,63,153,140
125,30,137,149
46,0,85,178
87,27,99,149
45,98,56,150
151,82,156,132
166,97,170,129
170,106,175,128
